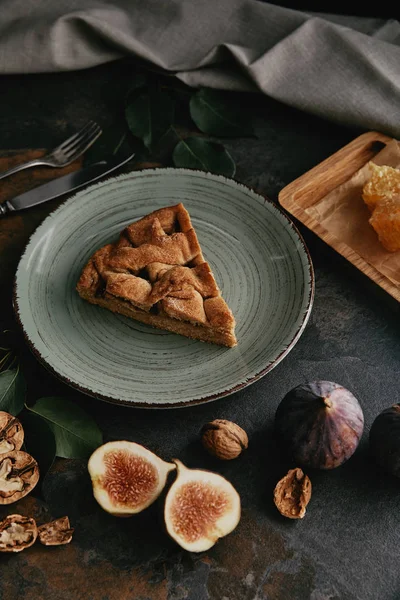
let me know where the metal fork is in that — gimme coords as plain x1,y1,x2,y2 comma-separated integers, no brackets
0,121,102,180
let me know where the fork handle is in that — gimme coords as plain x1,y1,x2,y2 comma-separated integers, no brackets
0,159,50,180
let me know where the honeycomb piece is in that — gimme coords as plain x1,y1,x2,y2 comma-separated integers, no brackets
369,200,400,253
362,163,400,211
362,162,400,252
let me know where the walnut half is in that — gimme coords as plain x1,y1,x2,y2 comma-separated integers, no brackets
273,468,312,519
0,514,38,552
0,451,40,505
0,412,24,454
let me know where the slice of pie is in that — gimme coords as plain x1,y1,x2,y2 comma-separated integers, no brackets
76,203,237,347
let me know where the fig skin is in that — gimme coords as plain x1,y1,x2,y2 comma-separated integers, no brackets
275,381,364,470
369,404,400,478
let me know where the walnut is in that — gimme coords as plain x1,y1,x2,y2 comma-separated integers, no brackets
0,451,40,505
201,419,248,460
0,514,38,552
38,516,74,546
0,412,24,454
273,467,312,519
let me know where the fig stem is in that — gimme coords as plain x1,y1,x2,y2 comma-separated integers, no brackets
323,397,332,409
173,459,185,473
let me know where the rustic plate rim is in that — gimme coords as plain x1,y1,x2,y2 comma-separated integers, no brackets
13,167,315,409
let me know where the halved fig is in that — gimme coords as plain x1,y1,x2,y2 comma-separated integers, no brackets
88,441,176,516
164,460,241,552
0,411,24,454
0,514,38,552
38,516,74,546
0,450,40,505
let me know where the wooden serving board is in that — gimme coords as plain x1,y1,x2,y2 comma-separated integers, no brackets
278,131,400,303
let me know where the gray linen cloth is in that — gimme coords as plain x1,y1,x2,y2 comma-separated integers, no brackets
1,0,399,137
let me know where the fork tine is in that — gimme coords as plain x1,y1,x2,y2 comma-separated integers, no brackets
0,120,103,178
64,123,101,152
62,122,101,154
62,124,102,160
58,121,98,152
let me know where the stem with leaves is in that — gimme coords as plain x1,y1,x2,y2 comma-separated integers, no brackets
0,330,103,486
85,72,255,176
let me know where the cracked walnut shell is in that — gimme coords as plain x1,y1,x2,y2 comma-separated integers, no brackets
0,450,40,505
0,514,38,552
273,468,312,519
38,516,74,546
201,419,248,460
0,412,24,454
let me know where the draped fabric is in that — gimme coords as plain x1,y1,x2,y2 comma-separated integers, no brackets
1,1,399,137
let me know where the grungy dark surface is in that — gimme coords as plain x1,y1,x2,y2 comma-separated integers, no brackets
0,57,399,600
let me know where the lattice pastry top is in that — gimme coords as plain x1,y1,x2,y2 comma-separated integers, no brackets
76,203,237,347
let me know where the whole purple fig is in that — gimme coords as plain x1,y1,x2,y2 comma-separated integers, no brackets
275,381,364,469
369,404,400,478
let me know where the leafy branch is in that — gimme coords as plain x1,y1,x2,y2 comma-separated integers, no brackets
0,331,103,485
85,72,255,177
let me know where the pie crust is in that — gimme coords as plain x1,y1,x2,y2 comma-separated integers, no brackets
76,203,237,347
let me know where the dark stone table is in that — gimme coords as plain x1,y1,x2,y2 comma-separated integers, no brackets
0,56,399,600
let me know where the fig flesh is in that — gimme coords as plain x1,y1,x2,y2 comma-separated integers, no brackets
275,381,364,470
164,459,241,552
369,404,400,478
0,412,24,454
0,514,38,552
88,440,176,516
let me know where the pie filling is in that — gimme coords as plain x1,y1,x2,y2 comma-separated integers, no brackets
76,203,237,346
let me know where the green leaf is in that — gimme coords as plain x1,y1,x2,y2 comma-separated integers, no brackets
20,411,56,481
0,351,13,372
0,367,26,416
172,137,236,177
190,89,254,137
125,89,175,152
0,330,20,372
83,122,135,167
26,397,103,459
124,73,148,106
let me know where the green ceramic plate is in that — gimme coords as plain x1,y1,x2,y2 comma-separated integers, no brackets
14,169,314,408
